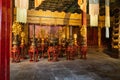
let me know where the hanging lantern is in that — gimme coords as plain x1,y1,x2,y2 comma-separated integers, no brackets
89,0,99,27
105,0,110,38
15,0,29,23
16,8,27,23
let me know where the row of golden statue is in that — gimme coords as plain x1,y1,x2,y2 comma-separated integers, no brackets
11,22,87,63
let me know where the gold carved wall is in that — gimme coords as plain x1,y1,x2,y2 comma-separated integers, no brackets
14,8,107,27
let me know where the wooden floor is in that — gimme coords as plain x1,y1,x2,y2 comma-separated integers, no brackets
10,48,120,80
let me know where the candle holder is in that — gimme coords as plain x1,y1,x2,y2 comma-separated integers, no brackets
20,31,26,59
11,22,22,62
20,32,25,46
12,22,22,46
74,34,77,45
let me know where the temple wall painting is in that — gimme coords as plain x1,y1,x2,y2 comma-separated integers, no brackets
29,25,64,39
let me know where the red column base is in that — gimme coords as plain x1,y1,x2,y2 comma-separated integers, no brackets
28,48,39,62
80,46,87,60
11,46,20,63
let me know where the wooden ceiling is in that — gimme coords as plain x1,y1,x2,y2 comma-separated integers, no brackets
29,0,82,14
29,0,119,15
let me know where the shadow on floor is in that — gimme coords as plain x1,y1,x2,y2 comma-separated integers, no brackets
103,48,119,59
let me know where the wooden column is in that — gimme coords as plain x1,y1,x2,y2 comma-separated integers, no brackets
118,24,120,52
0,0,11,80
33,24,35,44
70,26,72,38
66,25,70,39
98,27,101,48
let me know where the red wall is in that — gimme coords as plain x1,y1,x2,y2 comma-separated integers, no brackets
87,27,98,47
87,27,111,47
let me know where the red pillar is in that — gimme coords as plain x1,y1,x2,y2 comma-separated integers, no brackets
81,0,87,45
0,0,11,80
82,8,87,25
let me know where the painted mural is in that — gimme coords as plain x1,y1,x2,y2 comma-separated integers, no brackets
29,25,63,39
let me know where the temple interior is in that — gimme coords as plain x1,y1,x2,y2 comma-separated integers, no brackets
11,0,120,61
0,0,120,80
